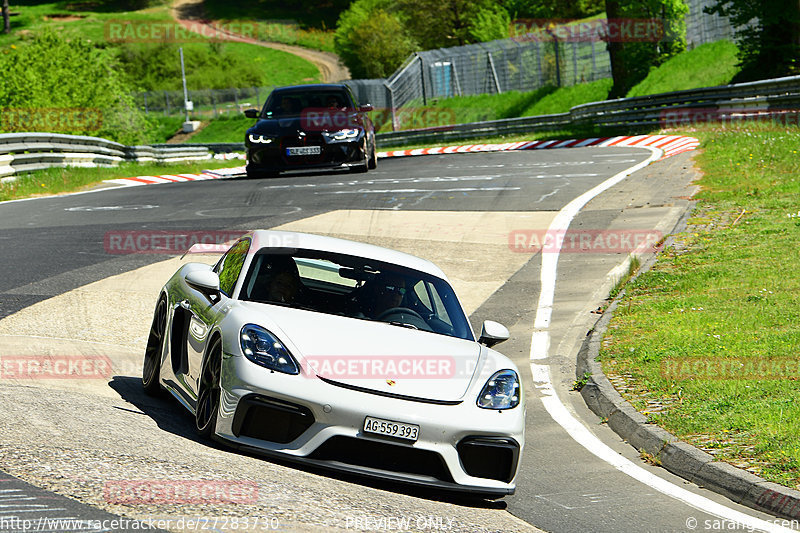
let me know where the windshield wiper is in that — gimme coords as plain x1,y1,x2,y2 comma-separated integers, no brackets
387,321,419,330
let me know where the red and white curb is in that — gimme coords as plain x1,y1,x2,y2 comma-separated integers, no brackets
110,135,698,187
377,134,699,160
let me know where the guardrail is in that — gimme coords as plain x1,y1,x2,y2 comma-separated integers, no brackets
3,74,799,176
375,74,800,147
0,133,211,181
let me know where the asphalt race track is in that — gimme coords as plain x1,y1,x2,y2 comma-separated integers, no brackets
0,149,792,532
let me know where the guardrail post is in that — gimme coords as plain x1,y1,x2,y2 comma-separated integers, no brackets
385,83,398,132
164,91,170,116
419,55,427,105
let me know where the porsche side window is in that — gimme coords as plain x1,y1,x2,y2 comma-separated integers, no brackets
216,239,250,296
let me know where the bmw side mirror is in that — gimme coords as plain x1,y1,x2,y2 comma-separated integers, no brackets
244,108,259,119
359,104,374,112
185,270,221,297
479,320,510,348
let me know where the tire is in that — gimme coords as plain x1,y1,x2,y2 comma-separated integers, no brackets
142,297,167,396
196,336,222,438
367,140,378,170
246,170,279,179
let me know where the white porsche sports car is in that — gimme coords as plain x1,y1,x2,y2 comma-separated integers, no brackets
143,230,525,497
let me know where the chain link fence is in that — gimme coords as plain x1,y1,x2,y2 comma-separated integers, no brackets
133,87,274,117
685,0,735,49
345,37,612,130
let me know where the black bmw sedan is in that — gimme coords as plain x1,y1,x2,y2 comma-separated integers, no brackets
243,84,377,178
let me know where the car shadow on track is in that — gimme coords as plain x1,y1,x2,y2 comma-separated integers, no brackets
108,375,507,510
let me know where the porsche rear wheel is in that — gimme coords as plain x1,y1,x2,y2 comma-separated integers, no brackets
196,337,222,438
142,297,166,396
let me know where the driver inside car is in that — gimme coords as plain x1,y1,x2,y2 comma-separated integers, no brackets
350,272,410,319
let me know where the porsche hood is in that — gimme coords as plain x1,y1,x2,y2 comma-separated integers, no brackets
233,303,484,403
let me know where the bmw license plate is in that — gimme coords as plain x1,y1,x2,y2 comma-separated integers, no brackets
363,416,419,442
286,146,321,156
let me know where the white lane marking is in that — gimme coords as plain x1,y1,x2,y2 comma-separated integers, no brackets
63,205,158,212
529,148,793,533
317,187,521,195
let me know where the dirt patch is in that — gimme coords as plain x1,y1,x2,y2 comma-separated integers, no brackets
170,0,350,82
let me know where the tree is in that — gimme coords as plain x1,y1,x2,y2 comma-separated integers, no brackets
604,0,688,98
334,0,417,79
2,0,10,35
397,0,510,49
705,0,800,81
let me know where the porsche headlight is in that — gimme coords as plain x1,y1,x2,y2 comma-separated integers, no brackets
240,324,299,374
248,134,273,144
477,370,520,410
326,129,360,141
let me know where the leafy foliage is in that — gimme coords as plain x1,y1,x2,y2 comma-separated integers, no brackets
502,0,604,19
605,0,688,97
0,30,150,144
705,0,800,81
396,0,510,49
334,0,416,79
335,0,514,78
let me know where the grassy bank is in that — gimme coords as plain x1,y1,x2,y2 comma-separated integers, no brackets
0,160,242,202
599,123,800,488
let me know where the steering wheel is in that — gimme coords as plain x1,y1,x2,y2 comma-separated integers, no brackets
376,306,424,322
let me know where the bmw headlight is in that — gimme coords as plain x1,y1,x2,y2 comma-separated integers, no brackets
240,324,299,374
248,134,273,144
325,129,360,141
477,370,520,410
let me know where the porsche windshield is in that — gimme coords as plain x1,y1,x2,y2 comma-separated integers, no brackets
240,249,474,341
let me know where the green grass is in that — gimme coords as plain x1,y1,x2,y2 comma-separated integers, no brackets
0,159,242,202
525,78,613,115
599,122,800,488
189,115,255,143
626,40,740,98
0,2,322,90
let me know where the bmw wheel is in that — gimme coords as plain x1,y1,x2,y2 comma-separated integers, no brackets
142,297,166,396
196,337,222,437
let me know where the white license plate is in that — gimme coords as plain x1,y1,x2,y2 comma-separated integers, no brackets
363,416,419,441
286,146,321,156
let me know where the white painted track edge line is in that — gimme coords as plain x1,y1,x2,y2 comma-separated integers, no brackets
529,146,792,533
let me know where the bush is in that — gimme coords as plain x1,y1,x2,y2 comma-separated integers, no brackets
0,30,150,144
334,0,416,79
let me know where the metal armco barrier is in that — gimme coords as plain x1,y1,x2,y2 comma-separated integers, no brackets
375,74,800,147
0,133,211,181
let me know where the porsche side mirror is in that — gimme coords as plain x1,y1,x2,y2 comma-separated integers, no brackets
244,108,259,119
185,270,220,296
479,320,510,348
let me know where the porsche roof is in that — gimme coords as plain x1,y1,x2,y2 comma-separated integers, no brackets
248,230,448,280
